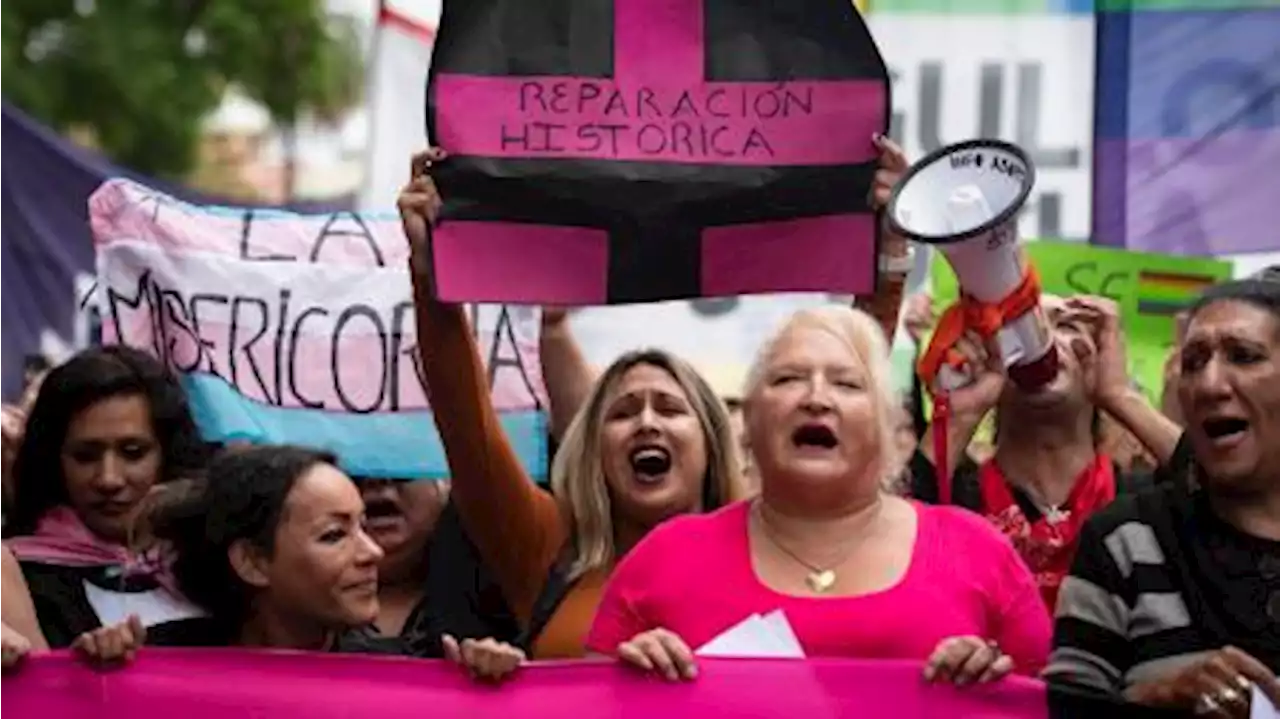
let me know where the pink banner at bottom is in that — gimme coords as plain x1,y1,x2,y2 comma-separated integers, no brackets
1,650,1050,718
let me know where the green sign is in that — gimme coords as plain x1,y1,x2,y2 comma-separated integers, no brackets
931,240,1233,406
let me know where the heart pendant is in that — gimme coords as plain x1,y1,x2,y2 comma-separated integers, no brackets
806,570,836,593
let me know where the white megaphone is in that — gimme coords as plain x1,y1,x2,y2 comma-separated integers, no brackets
886,139,1059,393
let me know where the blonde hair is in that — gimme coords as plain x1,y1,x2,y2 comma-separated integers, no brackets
743,305,906,490
551,349,744,580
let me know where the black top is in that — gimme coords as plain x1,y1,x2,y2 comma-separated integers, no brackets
1045,438,1280,696
18,562,200,648
396,500,522,657
20,562,106,647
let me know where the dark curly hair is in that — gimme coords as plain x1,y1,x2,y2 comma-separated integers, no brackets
6,346,210,537
152,445,338,629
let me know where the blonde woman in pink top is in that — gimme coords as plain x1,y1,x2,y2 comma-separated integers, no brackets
586,306,1051,684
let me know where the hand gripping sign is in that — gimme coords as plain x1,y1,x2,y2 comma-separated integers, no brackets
425,0,890,305
886,140,1059,502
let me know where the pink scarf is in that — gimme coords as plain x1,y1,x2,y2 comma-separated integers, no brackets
6,506,177,594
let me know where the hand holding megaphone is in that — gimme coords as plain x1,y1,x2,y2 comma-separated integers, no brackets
886,139,1059,395
940,331,1008,417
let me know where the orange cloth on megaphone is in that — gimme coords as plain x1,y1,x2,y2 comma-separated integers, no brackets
917,265,1044,390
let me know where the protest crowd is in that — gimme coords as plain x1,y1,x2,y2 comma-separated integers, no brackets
3,3,1280,719
2,140,1279,716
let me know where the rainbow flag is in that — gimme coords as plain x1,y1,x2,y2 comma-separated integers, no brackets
1134,269,1218,316
1092,0,1280,256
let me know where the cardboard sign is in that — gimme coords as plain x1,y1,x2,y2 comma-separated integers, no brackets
89,179,550,480
425,0,889,305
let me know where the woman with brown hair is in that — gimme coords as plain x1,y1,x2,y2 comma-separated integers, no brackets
400,151,747,660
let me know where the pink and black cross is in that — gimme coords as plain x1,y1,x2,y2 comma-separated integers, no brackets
427,0,888,304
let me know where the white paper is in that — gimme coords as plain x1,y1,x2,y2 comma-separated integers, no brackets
695,611,806,659
759,610,806,658
1252,686,1280,719
83,581,206,628
696,614,773,657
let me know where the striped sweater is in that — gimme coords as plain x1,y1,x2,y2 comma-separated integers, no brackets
1044,482,1280,697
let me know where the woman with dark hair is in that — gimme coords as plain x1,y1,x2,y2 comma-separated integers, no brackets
150,445,390,650
148,445,525,678
3,346,211,646
400,152,746,662
1046,278,1280,718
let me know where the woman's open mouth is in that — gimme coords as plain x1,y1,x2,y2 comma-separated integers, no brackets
792,423,839,451
629,446,672,485
1202,416,1249,449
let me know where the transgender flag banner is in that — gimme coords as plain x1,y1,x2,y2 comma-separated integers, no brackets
1092,0,1280,255
89,179,549,480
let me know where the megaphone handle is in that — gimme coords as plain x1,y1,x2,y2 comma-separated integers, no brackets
932,393,953,506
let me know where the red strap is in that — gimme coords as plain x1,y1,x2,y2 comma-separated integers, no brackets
932,393,952,505
919,266,1043,507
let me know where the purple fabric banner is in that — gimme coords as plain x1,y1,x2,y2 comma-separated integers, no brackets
1092,4,1280,255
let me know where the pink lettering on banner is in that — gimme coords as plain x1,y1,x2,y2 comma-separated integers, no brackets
3,651,1051,719
433,0,883,166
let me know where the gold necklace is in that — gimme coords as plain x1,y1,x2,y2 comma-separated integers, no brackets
752,502,871,594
